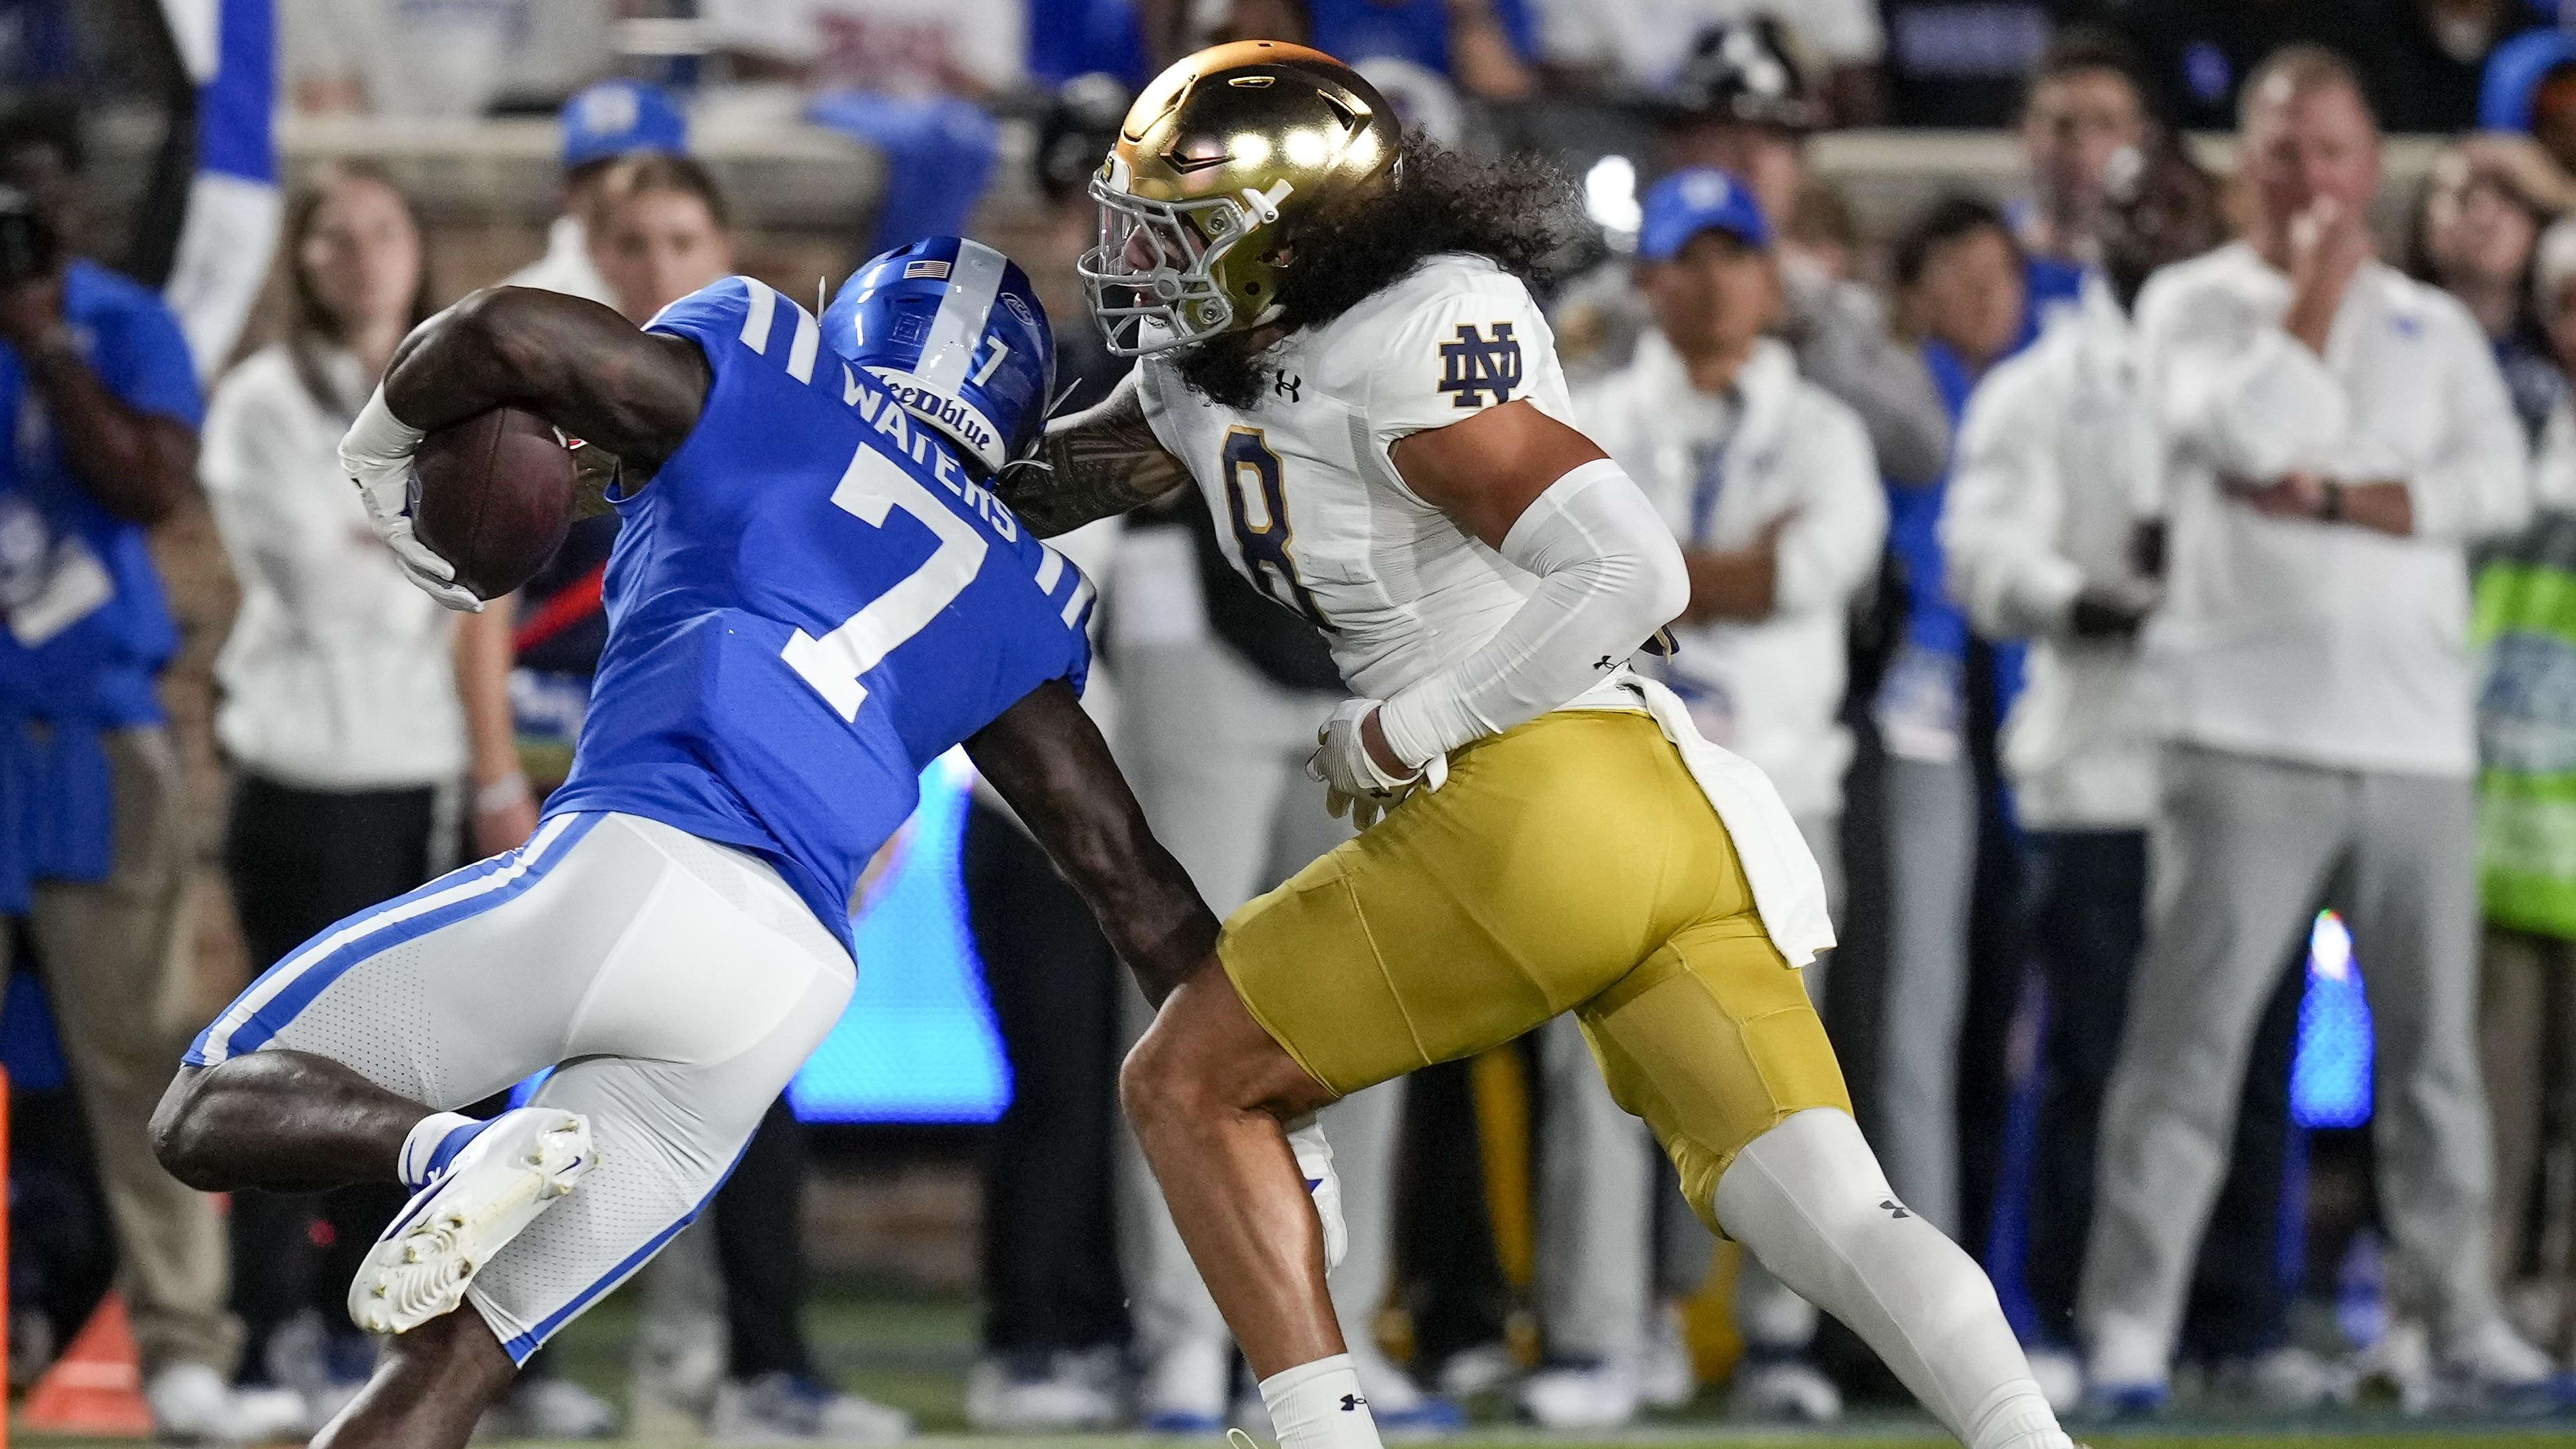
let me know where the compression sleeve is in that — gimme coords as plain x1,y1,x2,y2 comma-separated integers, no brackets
1373,458,1688,766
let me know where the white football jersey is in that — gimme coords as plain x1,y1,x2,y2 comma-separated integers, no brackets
1140,254,1839,965
1138,253,1617,704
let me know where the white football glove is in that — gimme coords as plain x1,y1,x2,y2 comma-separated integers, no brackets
1284,1113,1348,1271
1306,698,1446,830
341,384,483,612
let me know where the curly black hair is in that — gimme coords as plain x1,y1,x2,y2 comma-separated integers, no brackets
1175,132,1582,408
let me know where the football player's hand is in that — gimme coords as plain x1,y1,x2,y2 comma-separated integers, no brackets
374,503,482,612
1308,698,1445,829
0,266,66,354
1284,1113,1348,1271
343,392,483,612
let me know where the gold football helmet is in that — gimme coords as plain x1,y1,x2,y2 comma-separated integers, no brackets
1081,41,1401,357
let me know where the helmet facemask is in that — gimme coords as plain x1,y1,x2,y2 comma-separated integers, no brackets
1080,176,1290,357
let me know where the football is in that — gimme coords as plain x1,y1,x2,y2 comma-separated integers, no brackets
408,406,577,602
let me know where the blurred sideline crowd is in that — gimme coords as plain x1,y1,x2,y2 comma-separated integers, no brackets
14,0,2576,1445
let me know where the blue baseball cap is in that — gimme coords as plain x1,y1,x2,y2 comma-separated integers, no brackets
2481,29,2576,133
1636,168,1771,262
561,81,688,171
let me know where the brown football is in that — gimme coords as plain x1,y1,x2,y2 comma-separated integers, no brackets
409,406,576,602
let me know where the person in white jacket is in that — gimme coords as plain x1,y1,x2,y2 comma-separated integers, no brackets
203,163,537,1434
2079,44,2558,1412
1525,167,1885,1429
1940,138,2229,1408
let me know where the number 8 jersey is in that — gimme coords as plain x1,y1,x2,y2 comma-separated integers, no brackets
546,277,1093,948
1135,254,1606,707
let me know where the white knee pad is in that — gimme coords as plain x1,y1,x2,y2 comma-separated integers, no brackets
1714,1109,2066,1449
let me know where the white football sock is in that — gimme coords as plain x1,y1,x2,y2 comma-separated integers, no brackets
1257,1354,1382,1449
1713,1109,2070,1449
395,1111,486,1191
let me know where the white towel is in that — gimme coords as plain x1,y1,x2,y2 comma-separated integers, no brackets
1626,676,1838,968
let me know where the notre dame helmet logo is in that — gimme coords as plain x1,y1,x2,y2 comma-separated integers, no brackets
1438,322,1523,408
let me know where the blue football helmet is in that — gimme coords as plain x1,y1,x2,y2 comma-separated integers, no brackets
822,237,1055,473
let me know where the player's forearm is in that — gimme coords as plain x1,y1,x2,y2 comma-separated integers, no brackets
965,681,1221,1003
20,334,195,523
1005,368,1191,536
452,601,522,788
1057,818,1222,1006
2338,479,2415,536
1680,545,1777,622
382,287,706,469
1375,460,1687,764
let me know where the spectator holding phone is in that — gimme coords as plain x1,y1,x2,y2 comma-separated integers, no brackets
0,100,304,1443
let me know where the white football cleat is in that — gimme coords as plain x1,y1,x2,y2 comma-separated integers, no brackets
965,1349,1123,1432
1638,1301,1699,1410
348,1107,595,1335
1519,1362,1640,1430
1729,1352,1843,1423
145,1364,315,1445
710,1372,913,1444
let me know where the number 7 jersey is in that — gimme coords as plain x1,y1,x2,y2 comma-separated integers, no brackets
1135,254,1588,702
546,277,1094,949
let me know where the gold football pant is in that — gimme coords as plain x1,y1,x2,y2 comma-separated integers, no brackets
1217,709,1849,1227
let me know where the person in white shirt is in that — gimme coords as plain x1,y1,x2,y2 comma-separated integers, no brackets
203,161,536,1434
1554,21,1950,489
2080,44,2558,1412
1527,168,1884,1429
1871,193,2026,1248
1939,138,2224,1408
502,81,691,309
2013,28,2152,277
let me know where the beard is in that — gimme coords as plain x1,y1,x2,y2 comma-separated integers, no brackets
1172,327,1284,410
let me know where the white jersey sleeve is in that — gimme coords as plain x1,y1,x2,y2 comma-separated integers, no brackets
1361,269,1578,477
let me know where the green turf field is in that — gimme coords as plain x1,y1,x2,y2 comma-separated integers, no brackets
14,1289,2575,1447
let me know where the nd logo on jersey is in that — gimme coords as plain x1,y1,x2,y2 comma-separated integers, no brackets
1438,322,1523,409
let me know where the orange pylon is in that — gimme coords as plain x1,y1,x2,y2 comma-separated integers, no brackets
20,1292,152,1438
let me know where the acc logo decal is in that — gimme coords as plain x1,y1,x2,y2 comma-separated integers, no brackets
1438,322,1523,408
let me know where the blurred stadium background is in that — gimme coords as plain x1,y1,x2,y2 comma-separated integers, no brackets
1,1,2570,1446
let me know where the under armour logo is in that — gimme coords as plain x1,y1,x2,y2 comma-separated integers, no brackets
1274,371,1302,402
1880,1198,1912,1219
1437,322,1523,408
1340,1394,1367,1412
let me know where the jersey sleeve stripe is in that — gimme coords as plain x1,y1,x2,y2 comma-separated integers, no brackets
1059,572,1096,628
739,278,779,355
1033,543,1065,594
914,243,1007,391
786,304,821,383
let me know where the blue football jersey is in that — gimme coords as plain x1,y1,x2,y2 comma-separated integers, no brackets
544,277,1095,946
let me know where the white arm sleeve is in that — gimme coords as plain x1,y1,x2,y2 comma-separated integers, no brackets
1375,458,1688,766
